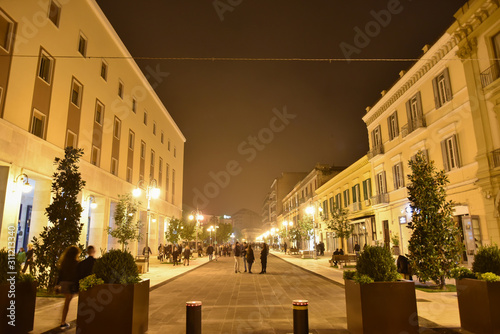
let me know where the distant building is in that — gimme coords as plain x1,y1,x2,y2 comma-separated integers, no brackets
0,1,185,255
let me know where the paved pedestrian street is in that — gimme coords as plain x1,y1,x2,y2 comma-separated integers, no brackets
148,252,348,333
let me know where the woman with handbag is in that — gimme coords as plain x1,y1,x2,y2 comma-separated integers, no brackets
57,245,80,330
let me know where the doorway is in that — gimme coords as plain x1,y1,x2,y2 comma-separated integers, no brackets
383,220,390,249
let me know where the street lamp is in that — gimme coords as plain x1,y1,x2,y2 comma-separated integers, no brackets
305,206,318,259
133,178,160,272
189,210,204,251
14,172,32,193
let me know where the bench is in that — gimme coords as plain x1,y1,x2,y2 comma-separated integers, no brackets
289,248,300,255
300,250,314,259
135,256,147,274
329,255,357,266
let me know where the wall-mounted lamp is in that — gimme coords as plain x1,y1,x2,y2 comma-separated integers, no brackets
14,173,32,193
85,195,97,209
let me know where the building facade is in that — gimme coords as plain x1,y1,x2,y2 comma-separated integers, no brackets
0,0,185,256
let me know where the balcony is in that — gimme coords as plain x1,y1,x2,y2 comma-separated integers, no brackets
480,61,500,88
491,149,500,168
371,193,389,205
351,202,362,212
367,144,384,159
401,116,426,138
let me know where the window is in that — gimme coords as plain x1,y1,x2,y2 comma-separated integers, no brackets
143,110,148,125
66,130,77,148
343,189,350,207
70,79,82,108
48,0,61,27
329,197,335,214
387,111,399,140
38,52,54,84
441,135,461,171
31,110,45,138
100,60,108,81
78,33,87,57
432,68,452,108
172,169,176,203
352,184,360,203
113,117,121,139
392,162,405,190
161,131,164,144
128,130,135,150
153,121,156,135
140,141,146,159
132,98,137,113
376,171,387,194
174,146,177,158
322,200,328,220
362,179,372,200
371,125,382,148
91,146,100,166
95,100,104,125
335,193,342,208
0,11,13,51
111,158,118,175
118,80,124,99
150,150,155,168
411,149,429,162
166,163,170,196
168,139,171,151
126,167,132,183
158,158,163,187
405,92,423,129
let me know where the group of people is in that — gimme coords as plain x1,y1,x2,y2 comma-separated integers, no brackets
232,242,268,274
154,244,192,266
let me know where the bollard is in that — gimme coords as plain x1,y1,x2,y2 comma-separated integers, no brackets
292,300,309,334
186,301,202,334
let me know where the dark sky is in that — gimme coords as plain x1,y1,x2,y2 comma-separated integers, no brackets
97,0,463,216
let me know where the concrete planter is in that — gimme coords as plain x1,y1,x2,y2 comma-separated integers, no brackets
0,281,37,334
345,279,418,334
456,278,500,334
77,279,150,334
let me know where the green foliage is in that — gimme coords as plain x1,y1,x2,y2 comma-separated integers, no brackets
354,274,375,284
32,147,86,291
180,220,196,241
343,270,356,280
407,151,463,289
79,274,104,291
477,272,500,282
450,267,476,280
472,245,500,275
216,222,233,243
92,250,140,284
0,248,21,284
391,233,400,247
356,246,399,282
326,205,353,250
108,194,142,251
165,218,182,245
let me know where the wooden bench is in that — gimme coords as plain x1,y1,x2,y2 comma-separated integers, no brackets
329,254,357,266
300,250,314,259
289,248,300,255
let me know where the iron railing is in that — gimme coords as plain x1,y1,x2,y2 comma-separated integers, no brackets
480,61,500,88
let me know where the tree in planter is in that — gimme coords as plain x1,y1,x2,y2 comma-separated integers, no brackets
107,194,142,251
407,151,463,290
32,147,86,291
326,205,353,252
292,217,313,250
165,218,182,245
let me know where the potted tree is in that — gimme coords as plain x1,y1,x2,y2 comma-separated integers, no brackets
343,246,418,334
0,249,37,333
452,245,500,334
391,233,400,256
77,249,149,334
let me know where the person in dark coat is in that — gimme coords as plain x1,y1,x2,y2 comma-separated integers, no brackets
397,255,413,280
172,246,179,266
242,242,248,272
183,246,191,266
77,245,96,281
260,243,268,274
207,244,214,261
57,246,80,330
284,242,288,254
246,244,255,273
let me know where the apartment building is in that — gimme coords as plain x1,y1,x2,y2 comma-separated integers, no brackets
0,0,185,256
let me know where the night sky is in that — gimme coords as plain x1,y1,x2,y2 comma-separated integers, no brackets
97,0,463,216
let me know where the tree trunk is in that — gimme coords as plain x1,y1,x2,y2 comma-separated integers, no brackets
439,275,446,290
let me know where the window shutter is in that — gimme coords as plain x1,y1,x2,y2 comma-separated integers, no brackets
363,180,367,200
405,100,412,130
416,91,423,118
443,68,453,101
452,134,461,167
393,112,399,136
376,125,382,145
387,117,393,140
392,165,398,190
432,77,441,109
399,162,405,187
381,171,387,194
441,140,450,171
371,130,376,148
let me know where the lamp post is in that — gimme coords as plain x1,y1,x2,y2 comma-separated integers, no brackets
189,210,204,252
133,178,160,272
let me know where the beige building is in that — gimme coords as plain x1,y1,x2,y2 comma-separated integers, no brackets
0,0,185,256
359,0,500,261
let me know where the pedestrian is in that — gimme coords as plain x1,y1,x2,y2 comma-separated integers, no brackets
242,242,248,273
234,242,241,273
183,245,191,266
17,247,27,265
57,245,80,330
207,244,214,261
246,244,255,273
142,246,152,258
172,246,179,266
22,243,34,275
284,242,288,255
197,244,203,257
354,242,361,257
77,245,96,282
158,244,163,262
397,254,413,280
260,243,268,274
320,242,325,256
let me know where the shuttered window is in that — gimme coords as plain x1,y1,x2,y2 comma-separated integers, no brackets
441,135,461,171
392,162,405,190
387,111,399,140
432,68,452,109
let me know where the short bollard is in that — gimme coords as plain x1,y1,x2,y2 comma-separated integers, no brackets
186,301,202,334
292,300,309,334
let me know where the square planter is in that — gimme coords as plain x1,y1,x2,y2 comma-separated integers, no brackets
456,278,500,334
0,281,37,334
345,279,418,334
77,279,149,334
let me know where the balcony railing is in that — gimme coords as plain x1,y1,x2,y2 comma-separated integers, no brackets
367,144,384,159
401,116,426,138
480,61,500,88
351,202,362,212
371,193,389,205
491,149,500,168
